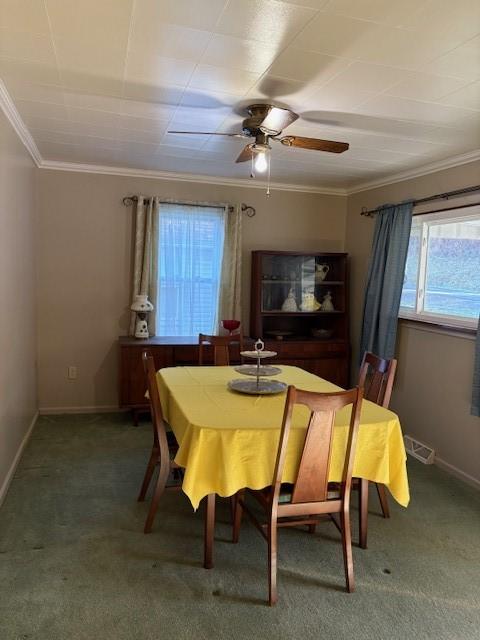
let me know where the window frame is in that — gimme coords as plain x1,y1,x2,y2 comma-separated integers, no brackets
398,204,480,331
156,201,227,337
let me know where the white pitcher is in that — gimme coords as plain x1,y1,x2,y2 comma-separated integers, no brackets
315,263,330,282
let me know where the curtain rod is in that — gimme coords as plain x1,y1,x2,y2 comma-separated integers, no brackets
360,184,480,217
122,195,256,217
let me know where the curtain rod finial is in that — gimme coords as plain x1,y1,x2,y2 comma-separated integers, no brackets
361,207,374,218
241,203,256,217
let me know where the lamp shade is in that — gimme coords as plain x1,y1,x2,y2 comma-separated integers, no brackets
130,294,153,313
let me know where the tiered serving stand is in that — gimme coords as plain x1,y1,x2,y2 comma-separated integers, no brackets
227,339,287,395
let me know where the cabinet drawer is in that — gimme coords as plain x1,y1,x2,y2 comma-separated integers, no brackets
173,345,198,364
265,341,347,359
119,345,173,407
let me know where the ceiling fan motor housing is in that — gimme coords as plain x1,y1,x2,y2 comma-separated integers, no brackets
242,104,279,138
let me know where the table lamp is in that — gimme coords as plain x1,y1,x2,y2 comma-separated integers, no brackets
131,294,153,338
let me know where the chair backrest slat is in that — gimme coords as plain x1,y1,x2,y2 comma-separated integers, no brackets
142,352,169,457
358,352,397,408
272,386,363,507
291,409,336,503
198,333,244,366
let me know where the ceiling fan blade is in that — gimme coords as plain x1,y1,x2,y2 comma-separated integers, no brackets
168,130,248,137
279,136,349,153
259,106,299,135
235,144,255,163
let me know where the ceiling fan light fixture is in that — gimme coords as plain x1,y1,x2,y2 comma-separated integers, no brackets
251,143,270,173
254,150,268,173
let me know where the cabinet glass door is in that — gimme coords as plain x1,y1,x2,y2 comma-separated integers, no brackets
261,255,316,312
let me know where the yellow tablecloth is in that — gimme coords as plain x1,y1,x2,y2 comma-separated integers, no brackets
157,365,410,510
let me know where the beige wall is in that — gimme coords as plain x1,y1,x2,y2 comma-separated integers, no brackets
345,160,480,485
0,110,38,502
36,170,347,411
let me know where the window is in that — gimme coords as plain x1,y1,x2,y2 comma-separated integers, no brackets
399,205,480,329
157,203,225,336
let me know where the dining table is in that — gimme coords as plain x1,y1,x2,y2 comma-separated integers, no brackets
156,365,410,568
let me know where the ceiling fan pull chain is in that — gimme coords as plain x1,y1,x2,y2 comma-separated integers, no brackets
266,154,271,197
250,153,255,179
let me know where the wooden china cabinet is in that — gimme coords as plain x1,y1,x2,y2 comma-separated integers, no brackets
249,251,350,387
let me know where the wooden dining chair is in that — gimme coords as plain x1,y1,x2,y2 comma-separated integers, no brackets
137,352,183,534
232,384,363,606
198,332,244,366
356,351,397,548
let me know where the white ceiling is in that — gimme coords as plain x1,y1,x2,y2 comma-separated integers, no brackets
1,0,479,190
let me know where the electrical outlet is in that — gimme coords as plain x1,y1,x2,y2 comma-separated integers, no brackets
68,366,77,380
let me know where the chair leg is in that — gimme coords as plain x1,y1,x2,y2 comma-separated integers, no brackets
137,448,158,502
204,494,216,569
340,508,355,593
268,521,278,606
143,457,170,534
358,478,369,549
232,491,244,543
376,483,390,518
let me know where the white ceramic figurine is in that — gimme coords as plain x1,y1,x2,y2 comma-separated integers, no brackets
321,291,335,312
281,288,298,312
300,291,321,312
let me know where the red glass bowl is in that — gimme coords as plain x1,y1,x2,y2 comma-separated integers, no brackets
222,319,241,334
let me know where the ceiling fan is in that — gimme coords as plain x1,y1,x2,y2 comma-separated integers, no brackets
168,103,349,177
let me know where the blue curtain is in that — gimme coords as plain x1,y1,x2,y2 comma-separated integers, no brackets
472,314,480,417
359,201,413,360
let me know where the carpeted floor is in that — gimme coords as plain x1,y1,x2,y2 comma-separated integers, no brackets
0,413,479,640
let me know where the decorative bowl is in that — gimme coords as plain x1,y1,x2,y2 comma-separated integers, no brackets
311,328,333,339
222,319,241,334
266,330,293,341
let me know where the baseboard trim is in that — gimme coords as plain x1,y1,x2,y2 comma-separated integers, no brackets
435,456,480,491
39,405,125,415
0,411,39,508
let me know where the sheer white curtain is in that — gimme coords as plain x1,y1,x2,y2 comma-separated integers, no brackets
157,203,226,336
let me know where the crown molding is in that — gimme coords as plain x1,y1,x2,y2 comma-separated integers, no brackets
346,149,480,195
38,149,480,198
0,79,42,167
38,159,347,195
